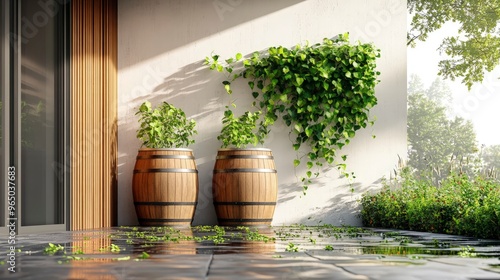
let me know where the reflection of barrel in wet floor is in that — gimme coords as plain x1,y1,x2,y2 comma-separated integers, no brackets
133,240,198,255
129,226,197,255
196,241,277,255
195,226,277,254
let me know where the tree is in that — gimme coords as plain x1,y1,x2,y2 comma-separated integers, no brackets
407,92,450,172
407,74,425,95
426,78,452,106
408,75,452,106
408,0,500,89
482,144,500,172
407,76,478,181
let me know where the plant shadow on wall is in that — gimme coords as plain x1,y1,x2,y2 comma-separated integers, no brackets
275,180,366,224
120,62,214,147
275,171,386,225
205,33,381,195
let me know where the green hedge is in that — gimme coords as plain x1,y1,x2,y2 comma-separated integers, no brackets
360,173,500,239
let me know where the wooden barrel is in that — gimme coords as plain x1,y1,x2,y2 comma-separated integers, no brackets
132,148,198,226
212,148,278,226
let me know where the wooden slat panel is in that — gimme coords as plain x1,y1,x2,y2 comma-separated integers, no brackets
71,0,117,230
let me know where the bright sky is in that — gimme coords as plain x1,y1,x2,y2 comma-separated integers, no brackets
407,22,500,146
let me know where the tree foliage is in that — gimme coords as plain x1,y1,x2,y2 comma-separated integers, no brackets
407,76,478,180
408,0,500,89
482,144,500,172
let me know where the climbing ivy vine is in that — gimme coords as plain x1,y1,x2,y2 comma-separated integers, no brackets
206,33,380,192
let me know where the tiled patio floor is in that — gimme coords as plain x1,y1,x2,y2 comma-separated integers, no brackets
1,225,500,279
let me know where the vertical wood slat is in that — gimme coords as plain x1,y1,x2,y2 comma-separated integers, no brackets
71,0,117,230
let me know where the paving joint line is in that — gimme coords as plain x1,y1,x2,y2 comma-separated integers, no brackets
303,250,365,278
426,257,500,275
204,254,214,279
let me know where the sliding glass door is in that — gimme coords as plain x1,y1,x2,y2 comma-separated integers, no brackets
2,0,69,233
1,0,6,230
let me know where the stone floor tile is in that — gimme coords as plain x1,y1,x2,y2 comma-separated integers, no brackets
340,261,500,280
208,254,368,280
1,226,499,279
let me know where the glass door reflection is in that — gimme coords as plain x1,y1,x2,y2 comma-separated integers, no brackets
20,0,64,226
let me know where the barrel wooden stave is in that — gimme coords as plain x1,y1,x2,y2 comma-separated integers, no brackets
132,149,198,226
212,149,278,226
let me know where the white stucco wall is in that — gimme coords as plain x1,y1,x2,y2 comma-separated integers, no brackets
117,0,407,226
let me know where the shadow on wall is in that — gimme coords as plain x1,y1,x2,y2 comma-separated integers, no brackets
152,62,225,225
118,0,305,70
274,166,386,226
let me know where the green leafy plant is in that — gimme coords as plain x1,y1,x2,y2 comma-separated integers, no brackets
44,243,65,255
458,246,477,258
217,106,268,148
137,251,150,260
285,242,299,252
206,33,380,192
99,243,121,253
361,169,500,239
73,248,84,255
202,225,227,245
136,101,197,148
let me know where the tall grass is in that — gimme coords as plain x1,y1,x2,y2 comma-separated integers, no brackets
361,163,500,239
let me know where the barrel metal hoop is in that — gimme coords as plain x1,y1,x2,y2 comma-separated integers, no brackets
218,148,271,152
216,155,274,160
218,218,273,222
213,168,276,174
134,168,198,173
138,218,192,222
134,202,198,206
139,148,193,152
213,202,276,206
136,155,194,160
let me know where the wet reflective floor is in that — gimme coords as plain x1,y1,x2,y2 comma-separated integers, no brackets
1,225,500,279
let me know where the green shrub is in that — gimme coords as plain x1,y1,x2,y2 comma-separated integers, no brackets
361,172,500,239
135,101,197,148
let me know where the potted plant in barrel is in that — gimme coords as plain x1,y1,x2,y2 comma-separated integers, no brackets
212,106,278,226
133,101,198,226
